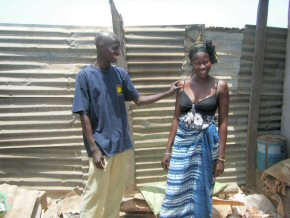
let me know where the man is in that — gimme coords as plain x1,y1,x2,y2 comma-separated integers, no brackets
72,30,181,218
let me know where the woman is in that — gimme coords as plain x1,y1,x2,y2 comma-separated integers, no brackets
160,40,229,218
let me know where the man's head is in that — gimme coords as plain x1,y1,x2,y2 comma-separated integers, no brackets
95,31,121,63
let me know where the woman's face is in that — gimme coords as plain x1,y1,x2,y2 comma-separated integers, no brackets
191,52,212,78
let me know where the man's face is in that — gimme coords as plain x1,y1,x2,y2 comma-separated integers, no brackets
106,43,120,63
100,36,121,63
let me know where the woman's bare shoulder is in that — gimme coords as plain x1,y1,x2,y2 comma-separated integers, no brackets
218,79,228,88
215,78,229,94
177,79,190,89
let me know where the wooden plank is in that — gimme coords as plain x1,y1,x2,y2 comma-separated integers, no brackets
281,0,290,157
110,0,136,192
246,0,269,187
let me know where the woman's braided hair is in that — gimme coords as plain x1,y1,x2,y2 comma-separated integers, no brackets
189,40,218,64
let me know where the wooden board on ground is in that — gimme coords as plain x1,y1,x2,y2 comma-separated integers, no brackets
0,183,47,218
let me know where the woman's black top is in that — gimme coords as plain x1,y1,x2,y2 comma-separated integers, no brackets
180,90,219,116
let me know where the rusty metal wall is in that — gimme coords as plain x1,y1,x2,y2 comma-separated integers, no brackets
0,23,286,195
124,25,248,186
125,26,185,185
0,23,108,197
238,25,287,135
205,28,248,184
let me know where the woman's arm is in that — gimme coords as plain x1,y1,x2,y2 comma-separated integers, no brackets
216,80,229,176
161,81,182,171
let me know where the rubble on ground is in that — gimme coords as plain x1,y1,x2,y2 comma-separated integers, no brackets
2,159,290,218
121,182,280,218
43,187,82,218
261,158,290,217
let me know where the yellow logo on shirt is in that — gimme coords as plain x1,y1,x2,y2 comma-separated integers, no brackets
116,84,123,95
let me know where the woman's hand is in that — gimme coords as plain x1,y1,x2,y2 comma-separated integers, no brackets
161,153,171,172
215,160,224,177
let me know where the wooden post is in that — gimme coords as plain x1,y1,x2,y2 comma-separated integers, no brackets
246,0,269,187
109,0,136,193
109,0,128,69
281,0,290,158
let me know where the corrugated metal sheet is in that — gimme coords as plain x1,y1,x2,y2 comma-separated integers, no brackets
125,26,185,185
205,27,247,184
124,25,247,186
0,23,286,196
0,24,108,197
238,25,286,135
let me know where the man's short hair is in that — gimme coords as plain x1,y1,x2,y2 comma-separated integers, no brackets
95,31,120,47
